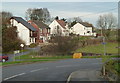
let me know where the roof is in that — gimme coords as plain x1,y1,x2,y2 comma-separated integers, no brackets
30,20,50,29
10,17,36,31
56,20,66,29
79,22,94,27
28,20,40,31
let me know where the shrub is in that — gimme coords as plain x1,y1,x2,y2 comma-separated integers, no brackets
39,36,79,56
29,43,38,48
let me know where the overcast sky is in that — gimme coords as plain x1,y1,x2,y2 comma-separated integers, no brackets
1,1,118,27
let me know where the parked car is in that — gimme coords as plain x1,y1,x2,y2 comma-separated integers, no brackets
0,54,9,62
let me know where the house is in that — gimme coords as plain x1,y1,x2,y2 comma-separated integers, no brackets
28,20,50,43
70,22,96,36
49,19,69,36
10,17,37,45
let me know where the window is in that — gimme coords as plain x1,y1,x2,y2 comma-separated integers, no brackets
87,31,90,33
30,38,31,42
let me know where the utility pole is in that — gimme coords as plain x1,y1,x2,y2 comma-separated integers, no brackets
101,27,106,76
103,37,106,56
102,36,106,76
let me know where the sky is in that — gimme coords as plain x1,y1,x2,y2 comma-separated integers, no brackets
1,1,118,27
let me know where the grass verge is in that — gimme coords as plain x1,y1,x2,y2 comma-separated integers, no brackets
15,54,72,60
2,59,57,66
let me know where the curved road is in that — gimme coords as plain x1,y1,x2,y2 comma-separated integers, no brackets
2,58,103,82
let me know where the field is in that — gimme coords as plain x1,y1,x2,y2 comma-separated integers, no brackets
76,42,118,54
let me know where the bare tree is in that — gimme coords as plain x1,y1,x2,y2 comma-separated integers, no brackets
67,17,82,23
0,11,12,25
97,13,117,30
25,8,51,23
97,13,117,39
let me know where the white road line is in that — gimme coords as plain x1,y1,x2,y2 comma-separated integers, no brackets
30,68,48,72
4,73,25,81
66,72,74,83
56,65,72,68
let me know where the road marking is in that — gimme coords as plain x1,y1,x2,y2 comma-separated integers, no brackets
30,68,48,72
56,65,72,68
66,72,74,83
4,73,26,81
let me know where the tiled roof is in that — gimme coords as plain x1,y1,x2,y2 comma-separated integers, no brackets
79,22,93,27
31,20,50,29
56,20,66,29
11,17,36,31
28,20,39,31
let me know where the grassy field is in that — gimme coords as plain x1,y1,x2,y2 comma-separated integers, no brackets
76,42,118,54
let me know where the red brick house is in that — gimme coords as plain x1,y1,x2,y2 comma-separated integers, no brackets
28,20,50,43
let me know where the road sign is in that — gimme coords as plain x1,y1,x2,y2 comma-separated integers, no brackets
20,44,24,48
102,42,106,45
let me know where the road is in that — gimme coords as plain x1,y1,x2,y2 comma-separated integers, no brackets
2,58,105,82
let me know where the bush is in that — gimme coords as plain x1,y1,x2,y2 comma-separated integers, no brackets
29,43,38,48
39,36,79,56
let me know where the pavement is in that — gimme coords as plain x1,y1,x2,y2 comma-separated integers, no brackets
7,46,41,62
67,69,106,83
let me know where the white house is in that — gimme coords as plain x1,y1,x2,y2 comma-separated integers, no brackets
49,19,69,36
10,17,37,45
71,22,96,36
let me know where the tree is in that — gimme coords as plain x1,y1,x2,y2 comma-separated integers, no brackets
2,26,24,53
1,11,24,53
55,16,59,20
67,17,82,27
0,11,13,25
25,8,51,23
0,11,13,49
97,13,117,39
70,20,77,27
97,13,117,30
67,17,82,23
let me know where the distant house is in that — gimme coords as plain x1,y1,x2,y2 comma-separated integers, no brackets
10,17,37,45
71,22,96,36
28,20,50,43
49,19,69,36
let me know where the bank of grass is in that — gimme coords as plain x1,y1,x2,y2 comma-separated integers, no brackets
15,54,72,60
82,55,119,58
76,42,118,54
2,59,57,66
104,60,120,80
